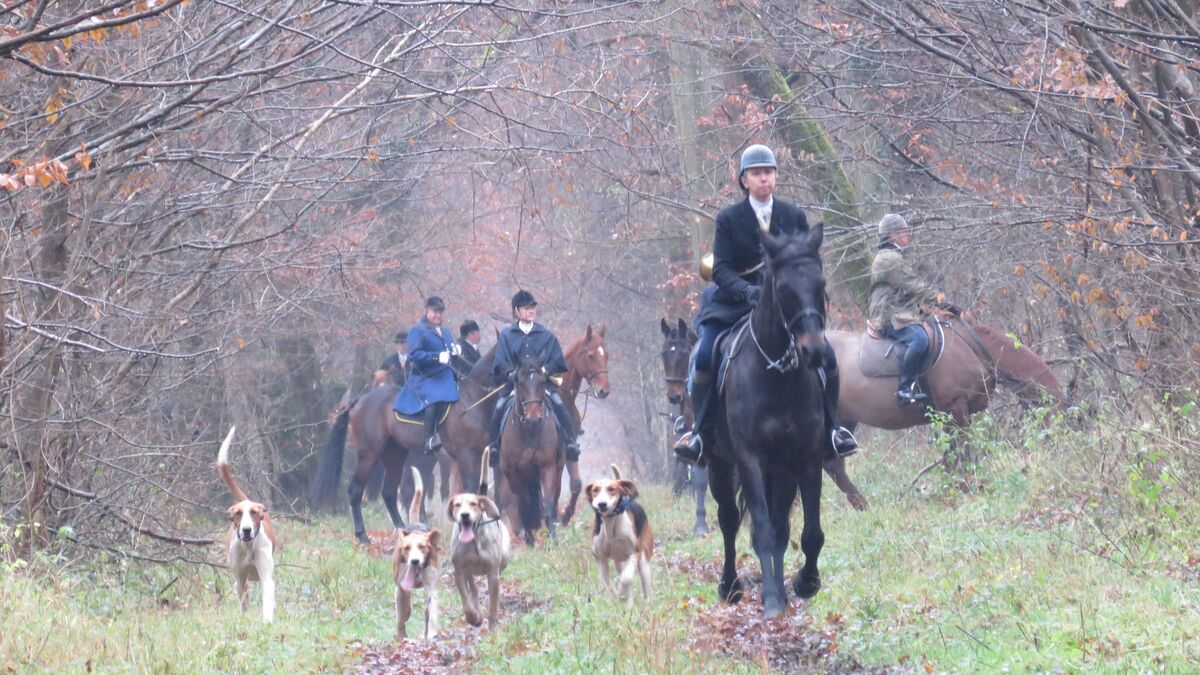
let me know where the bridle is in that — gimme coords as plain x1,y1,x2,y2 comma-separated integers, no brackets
749,261,825,374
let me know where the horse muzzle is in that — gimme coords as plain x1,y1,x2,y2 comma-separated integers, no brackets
795,334,825,369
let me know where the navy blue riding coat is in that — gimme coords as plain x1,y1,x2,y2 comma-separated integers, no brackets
393,318,461,414
491,322,568,387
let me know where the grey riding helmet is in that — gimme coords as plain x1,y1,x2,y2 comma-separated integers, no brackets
739,144,777,177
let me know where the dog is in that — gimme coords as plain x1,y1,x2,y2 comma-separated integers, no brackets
585,463,653,602
393,466,440,641
217,426,277,623
448,447,512,628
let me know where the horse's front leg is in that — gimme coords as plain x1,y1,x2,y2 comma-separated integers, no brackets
541,461,562,542
382,466,404,529
737,452,785,617
693,465,710,536
791,460,825,599
708,456,742,603
768,468,799,606
560,459,582,525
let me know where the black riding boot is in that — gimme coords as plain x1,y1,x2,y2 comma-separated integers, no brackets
423,403,443,454
487,393,511,467
673,370,713,466
550,391,580,461
820,359,859,459
897,345,931,406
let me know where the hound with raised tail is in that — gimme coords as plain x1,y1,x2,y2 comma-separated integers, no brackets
217,427,277,622
393,466,441,640
585,463,653,602
448,447,512,628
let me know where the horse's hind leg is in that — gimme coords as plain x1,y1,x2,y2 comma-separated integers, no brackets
380,443,406,529
559,460,582,525
348,476,370,545
791,461,825,600
823,456,868,512
693,466,710,536
708,457,742,603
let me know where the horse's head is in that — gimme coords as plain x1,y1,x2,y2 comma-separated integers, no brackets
574,323,610,399
660,317,694,404
514,353,549,425
761,225,827,368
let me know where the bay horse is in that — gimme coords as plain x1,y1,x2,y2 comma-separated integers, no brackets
828,319,1067,440
708,225,832,618
555,323,611,525
310,350,497,543
659,318,709,536
497,352,563,546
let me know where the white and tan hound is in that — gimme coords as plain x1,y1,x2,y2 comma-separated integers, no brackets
448,447,512,628
217,427,277,622
393,466,440,640
585,464,653,602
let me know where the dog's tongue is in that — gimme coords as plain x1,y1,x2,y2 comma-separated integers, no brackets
458,522,476,544
400,564,418,592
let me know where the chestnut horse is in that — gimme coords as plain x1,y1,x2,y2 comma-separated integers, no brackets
555,323,611,525
497,353,563,545
829,318,1067,432
309,350,498,543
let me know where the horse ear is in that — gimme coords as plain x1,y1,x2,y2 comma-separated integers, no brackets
677,318,687,336
661,318,671,337
808,222,824,251
598,323,606,338
586,323,594,340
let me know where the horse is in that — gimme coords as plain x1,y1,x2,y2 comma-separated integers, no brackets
707,225,832,618
828,317,1067,467
555,323,611,525
496,352,563,546
659,318,709,536
310,351,498,543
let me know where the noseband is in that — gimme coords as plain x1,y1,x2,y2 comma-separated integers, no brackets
749,268,825,374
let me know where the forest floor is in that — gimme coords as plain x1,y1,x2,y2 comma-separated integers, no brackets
2,409,1198,673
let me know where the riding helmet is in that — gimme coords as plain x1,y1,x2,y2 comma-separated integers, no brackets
511,289,537,311
739,144,777,177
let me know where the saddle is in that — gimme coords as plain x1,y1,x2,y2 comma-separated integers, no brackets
714,316,754,394
393,404,452,426
857,318,945,379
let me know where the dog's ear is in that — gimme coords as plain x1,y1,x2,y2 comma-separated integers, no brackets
617,479,638,499
428,529,441,549
227,505,240,520
446,498,458,523
479,497,501,519
584,482,599,500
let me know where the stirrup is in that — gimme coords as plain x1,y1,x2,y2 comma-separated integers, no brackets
424,432,443,455
831,427,859,458
564,440,580,462
673,432,706,467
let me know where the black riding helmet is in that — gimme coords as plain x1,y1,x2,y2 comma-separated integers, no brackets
511,289,537,312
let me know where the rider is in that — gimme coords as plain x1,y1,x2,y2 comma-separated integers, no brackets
376,331,410,386
868,214,953,405
393,296,462,453
486,290,580,467
456,319,482,367
674,143,860,465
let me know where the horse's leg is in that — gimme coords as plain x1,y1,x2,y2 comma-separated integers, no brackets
791,460,825,600
672,458,687,498
693,465,710,536
541,460,562,542
736,452,784,617
708,456,742,603
398,459,415,517
768,469,799,608
348,474,370,544
380,442,406,529
559,459,582,525
823,456,868,511
419,454,436,523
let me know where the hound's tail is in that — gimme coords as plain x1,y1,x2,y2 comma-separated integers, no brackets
216,427,248,502
408,466,424,525
610,463,622,480
478,447,491,496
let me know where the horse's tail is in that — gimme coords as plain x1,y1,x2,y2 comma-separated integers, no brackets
309,404,353,508
519,478,543,536
967,321,1069,409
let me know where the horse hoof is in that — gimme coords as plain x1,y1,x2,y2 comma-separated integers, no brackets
718,578,744,604
848,492,869,512
793,573,821,600
693,523,710,537
465,610,482,626
763,596,787,618
355,532,370,545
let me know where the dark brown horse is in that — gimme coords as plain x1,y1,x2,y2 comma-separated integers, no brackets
709,226,832,617
310,350,498,543
828,319,1067,431
555,323,611,525
497,352,563,545
660,318,709,536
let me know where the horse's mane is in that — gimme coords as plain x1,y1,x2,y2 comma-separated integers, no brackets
968,321,1067,409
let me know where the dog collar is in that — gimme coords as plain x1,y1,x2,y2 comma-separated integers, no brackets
601,495,631,518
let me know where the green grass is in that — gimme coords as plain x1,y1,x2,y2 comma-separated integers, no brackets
2,410,1198,672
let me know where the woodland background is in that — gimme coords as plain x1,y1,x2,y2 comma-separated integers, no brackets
2,0,1198,561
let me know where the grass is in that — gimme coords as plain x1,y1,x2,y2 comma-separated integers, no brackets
2,406,1198,672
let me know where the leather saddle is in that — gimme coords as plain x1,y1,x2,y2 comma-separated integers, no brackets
858,318,945,378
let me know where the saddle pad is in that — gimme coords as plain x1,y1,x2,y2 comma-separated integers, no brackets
857,320,944,378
